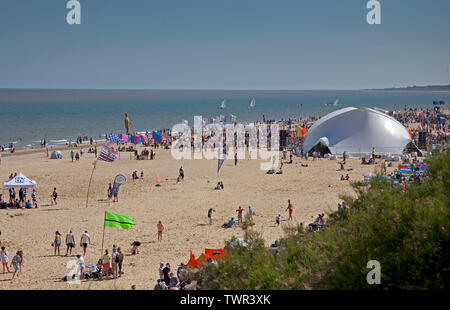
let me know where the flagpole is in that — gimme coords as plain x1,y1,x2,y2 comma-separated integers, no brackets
85,162,96,208
101,213,106,258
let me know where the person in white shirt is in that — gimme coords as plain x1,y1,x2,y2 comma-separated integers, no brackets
76,254,85,280
1,246,10,273
111,249,118,279
80,231,91,256
65,231,75,256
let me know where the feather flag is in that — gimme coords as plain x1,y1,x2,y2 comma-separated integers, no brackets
217,152,226,173
98,142,118,163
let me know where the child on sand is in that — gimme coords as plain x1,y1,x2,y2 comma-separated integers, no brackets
130,241,141,255
179,167,184,180
276,214,281,226
76,254,85,280
157,221,164,241
1,246,9,273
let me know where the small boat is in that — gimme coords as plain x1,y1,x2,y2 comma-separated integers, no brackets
220,99,226,109
249,98,255,108
325,98,339,107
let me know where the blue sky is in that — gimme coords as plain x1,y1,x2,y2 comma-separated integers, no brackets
0,0,449,89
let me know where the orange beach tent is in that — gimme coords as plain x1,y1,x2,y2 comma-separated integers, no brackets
187,249,226,267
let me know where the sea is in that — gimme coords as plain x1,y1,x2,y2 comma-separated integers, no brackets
0,89,449,149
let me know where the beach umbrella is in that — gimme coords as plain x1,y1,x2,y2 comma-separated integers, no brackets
433,101,439,105
440,101,446,105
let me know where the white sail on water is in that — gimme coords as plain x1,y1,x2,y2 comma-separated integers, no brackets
220,99,226,109
249,98,255,108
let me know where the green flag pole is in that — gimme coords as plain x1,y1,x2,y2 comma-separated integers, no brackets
101,211,106,258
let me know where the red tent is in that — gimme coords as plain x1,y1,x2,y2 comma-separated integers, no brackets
187,250,201,267
205,248,226,259
186,248,226,267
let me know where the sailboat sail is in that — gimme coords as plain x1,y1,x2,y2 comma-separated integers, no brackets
249,98,255,108
220,99,226,109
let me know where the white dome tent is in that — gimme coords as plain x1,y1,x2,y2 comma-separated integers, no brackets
303,107,412,158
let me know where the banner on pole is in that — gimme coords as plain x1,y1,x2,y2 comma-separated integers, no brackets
104,211,135,229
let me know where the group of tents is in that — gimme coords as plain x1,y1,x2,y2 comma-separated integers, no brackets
187,248,226,267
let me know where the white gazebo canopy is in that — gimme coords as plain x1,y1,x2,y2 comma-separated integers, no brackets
3,173,37,189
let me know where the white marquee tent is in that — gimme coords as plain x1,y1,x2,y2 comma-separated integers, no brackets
303,107,412,157
3,173,37,189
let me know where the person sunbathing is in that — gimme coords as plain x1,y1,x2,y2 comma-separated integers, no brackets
222,218,235,229
266,169,275,174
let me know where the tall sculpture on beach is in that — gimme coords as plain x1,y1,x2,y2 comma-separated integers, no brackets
124,113,132,135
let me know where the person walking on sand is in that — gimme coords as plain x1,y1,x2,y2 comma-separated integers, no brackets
1,246,9,273
51,187,57,205
117,247,124,277
286,200,294,221
10,251,22,281
65,230,75,256
54,231,62,256
80,231,90,256
208,208,215,225
157,221,164,241
107,183,113,201
70,150,74,162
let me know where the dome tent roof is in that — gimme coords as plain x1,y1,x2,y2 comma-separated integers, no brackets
303,107,411,157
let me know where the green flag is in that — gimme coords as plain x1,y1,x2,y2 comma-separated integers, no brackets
104,211,135,229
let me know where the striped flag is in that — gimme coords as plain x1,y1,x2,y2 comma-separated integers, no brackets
98,142,118,163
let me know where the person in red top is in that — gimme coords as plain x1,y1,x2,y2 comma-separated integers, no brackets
236,206,243,225
157,221,164,241
286,200,293,221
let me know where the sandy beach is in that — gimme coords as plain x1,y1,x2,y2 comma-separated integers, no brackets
0,142,392,290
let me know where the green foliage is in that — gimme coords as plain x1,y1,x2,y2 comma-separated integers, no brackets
192,149,450,290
